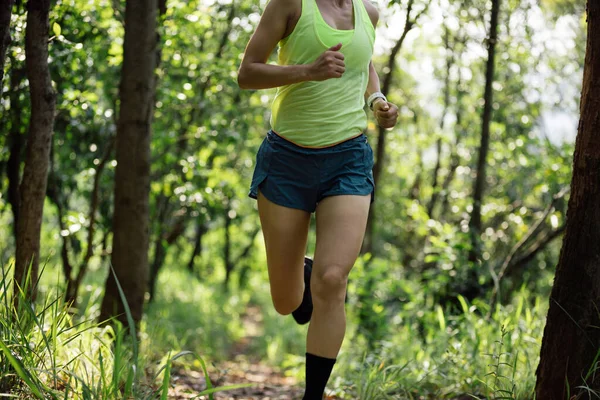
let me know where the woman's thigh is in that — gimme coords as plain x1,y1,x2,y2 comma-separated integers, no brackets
258,191,311,299
313,194,371,282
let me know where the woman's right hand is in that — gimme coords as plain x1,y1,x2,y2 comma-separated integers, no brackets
308,43,346,81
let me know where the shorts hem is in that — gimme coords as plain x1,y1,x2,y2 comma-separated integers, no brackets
320,190,375,203
250,189,314,213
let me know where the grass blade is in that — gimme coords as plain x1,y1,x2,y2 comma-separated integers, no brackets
160,353,172,400
0,339,45,399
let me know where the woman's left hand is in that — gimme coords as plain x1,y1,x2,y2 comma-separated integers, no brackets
373,100,399,129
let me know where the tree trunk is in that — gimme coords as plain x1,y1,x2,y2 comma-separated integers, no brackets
0,0,14,85
439,71,465,220
468,0,501,263
14,0,56,300
148,238,166,302
427,26,452,218
536,4,600,397
223,198,233,285
362,0,429,254
68,138,115,305
187,219,206,274
234,227,260,289
147,194,169,303
62,138,115,307
7,64,25,241
147,215,186,301
99,0,157,328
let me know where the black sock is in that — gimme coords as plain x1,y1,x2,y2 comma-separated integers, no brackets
303,352,336,400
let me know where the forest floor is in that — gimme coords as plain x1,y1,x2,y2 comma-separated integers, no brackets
168,306,341,400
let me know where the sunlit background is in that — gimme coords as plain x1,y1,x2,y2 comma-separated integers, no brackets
0,0,588,398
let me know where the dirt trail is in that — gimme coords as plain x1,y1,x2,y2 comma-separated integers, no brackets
168,360,305,399
168,306,340,399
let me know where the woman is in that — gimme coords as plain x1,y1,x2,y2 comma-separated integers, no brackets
238,0,398,396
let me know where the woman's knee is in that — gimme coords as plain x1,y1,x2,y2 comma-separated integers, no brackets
311,264,349,303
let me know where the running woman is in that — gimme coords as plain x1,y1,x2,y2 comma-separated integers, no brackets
238,0,398,397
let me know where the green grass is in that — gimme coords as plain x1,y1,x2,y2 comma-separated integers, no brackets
328,285,546,399
0,262,251,399
0,251,552,400
240,255,548,399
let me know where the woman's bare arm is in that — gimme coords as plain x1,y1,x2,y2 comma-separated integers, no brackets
363,0,381,100
237,0,345,90
362,2,398,128
365,61,382,99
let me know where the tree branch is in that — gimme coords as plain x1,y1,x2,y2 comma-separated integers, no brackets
489,186,570,308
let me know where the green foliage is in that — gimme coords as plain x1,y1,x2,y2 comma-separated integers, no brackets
329,284,546,399
481,325,518,400
0,0,589,398
0,263,250,399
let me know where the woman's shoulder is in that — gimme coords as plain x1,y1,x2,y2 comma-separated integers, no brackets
265,0,302,16
260,0,302,33
361,0,379,27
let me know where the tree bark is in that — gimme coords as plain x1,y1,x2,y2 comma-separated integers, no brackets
0,0,14,85
7,64,25,241
468,0,501,263
536,3,600,397
99,0,158,328
14,0,56,300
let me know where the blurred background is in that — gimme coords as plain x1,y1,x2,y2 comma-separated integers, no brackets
0,0,587,398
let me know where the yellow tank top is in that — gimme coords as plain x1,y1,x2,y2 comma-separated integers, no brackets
270,0,375,148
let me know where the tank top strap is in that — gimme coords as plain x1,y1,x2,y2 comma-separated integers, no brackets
352,0,362,26
300,0,315,22
355,0,375,35
285,0,313,40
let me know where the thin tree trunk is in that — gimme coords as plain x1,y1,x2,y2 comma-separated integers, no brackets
7,64,25,241
49,190,75,296
0,0,14,85
46,146,75,298
536,4,600,397
409,151,423,201
148,204,186,302
64,138,115,306
224,198,233,285
427,26,452,217
147,194,168,302
145,3,234,298
99,0,158,328
148,238,166,302
14,0,56,300
371,0,416,190
439,83,465,220
146,5,237,292
363,0,429,254
187,220,206,274
468,0,501,263
235,227,261,289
